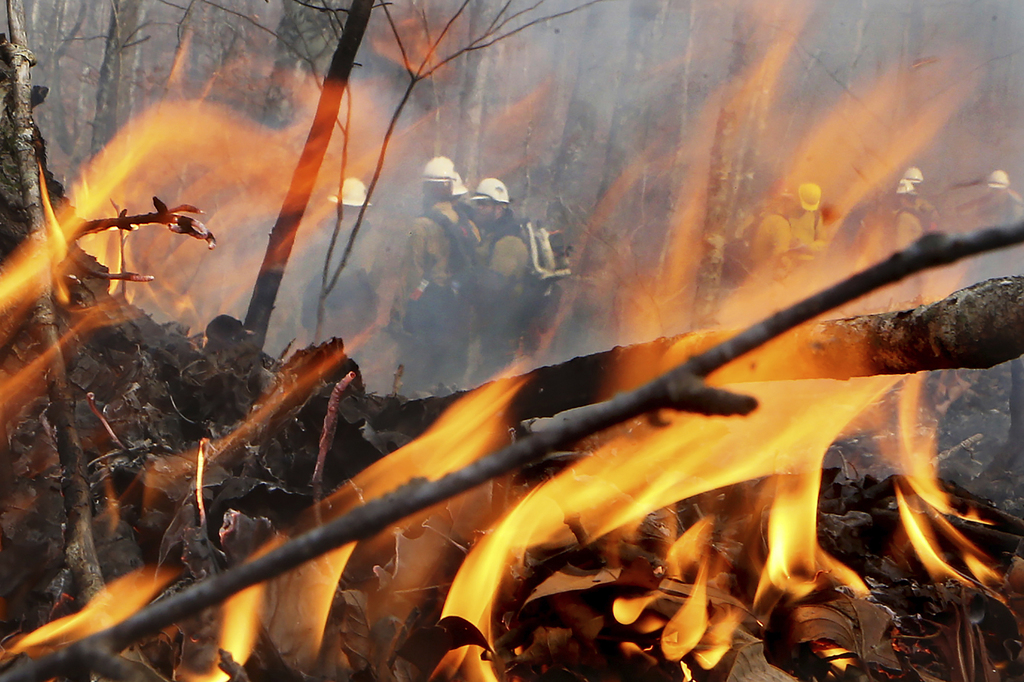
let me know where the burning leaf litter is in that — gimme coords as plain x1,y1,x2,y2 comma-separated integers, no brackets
6,271,1024,681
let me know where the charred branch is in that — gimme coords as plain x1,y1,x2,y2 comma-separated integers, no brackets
7,220,1024,682
74,197,214,248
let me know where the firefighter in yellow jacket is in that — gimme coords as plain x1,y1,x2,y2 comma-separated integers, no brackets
749,182,825,276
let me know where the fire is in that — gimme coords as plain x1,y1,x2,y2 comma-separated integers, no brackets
693,607,745,670
185,582,266,682
892,374,1001,587
3,567,177,657
262,376,525,668
895,484,967,585
661,559,710,662
438,375,895,678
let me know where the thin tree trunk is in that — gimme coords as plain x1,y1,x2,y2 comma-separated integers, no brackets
244,0,374,349
693,9,773,326
4,0,105,602
455,0,488,182
90,0,143,157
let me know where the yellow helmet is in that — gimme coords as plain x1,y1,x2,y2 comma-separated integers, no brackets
798,182,821,211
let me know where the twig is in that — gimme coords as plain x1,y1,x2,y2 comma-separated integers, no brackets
1,1,105,603
86,392,126,449
196,438,209,529
74,196,214,248
313,371,357,501
7,220,1024,682
95,271,155,283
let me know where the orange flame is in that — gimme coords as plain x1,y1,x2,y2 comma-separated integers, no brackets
4,567,177,657
262,377,525,668
660,559,710,662
439,376,894,679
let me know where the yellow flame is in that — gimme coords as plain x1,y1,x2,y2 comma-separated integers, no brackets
613,593,658,626
693,607,744,670
755,470,866,611
895,484,967,585
5,567,177,656
262,377,525,668
660,559,710,661
897,374,951,513
440,376,894,681
187,582,266,682
666,516,714,578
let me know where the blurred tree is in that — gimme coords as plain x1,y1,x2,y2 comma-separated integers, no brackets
90,0,145,157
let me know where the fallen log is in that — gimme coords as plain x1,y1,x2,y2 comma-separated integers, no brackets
382,275,1024,436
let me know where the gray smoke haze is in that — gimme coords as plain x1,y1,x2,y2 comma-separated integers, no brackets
12,0,1024,392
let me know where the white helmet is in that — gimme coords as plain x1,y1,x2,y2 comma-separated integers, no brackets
472,177,511,204
339,177,369,206
451,171,469,197
902,166,924,184
989,169,1011,189
423,156,457,183
896,178,916,195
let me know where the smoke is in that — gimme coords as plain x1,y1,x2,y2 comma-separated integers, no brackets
22,0,1024,392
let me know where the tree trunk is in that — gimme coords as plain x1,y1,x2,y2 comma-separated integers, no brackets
455,0,488,183
244,0,374,349
4,0,105,601
90,0,143,157
692,9,758,325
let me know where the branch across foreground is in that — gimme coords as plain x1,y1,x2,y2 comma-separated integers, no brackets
7,222,1024,682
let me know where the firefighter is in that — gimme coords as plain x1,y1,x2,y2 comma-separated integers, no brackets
464,178,528,381
746,188,799,265
301,178,378,341
983,170,1024,224
893,167,939,250
790,182,825,250
394,156,481,392
466,178,571,382
746,182,824,277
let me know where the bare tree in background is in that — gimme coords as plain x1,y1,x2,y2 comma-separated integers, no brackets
91,0,145,157
693,8,780,325
244,0,374,349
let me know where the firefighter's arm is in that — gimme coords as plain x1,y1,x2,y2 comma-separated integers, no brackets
412,217,450,288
